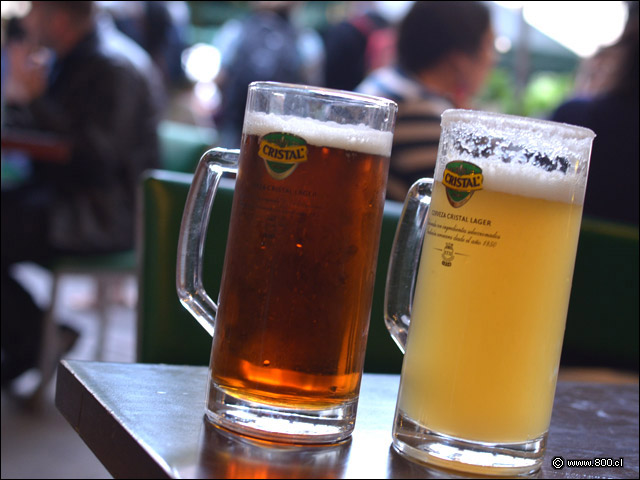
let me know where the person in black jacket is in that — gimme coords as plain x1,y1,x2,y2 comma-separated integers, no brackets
1,1,164,387
550,3,638,225
212,2,324,148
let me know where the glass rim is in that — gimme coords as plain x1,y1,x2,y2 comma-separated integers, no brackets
441,108,595,141
248,81,398,112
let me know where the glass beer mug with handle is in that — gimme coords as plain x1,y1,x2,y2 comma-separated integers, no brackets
177,82,397,444
385,109,594,475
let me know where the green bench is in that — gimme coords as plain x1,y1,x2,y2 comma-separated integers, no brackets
137,170,638,373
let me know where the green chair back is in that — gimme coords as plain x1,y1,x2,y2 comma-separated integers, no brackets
137,170,229,366
562,218,639,370
158,121,217,173
137,171,639,373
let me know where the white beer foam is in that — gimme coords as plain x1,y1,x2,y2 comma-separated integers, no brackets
244,111,394,157
468,160,586,205
441,109,596,144
436,110,595,205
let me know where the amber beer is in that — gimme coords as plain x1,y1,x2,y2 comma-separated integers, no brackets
207,111,392,411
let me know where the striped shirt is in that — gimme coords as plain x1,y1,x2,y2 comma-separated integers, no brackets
356,66,452,201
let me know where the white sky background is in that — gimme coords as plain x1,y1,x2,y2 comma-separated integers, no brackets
493,1,629,58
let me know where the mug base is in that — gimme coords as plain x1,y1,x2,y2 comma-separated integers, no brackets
205,382,357,444
392,410,546,476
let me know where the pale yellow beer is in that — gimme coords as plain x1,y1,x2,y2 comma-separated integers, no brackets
387,109,594,475
398,179,583,443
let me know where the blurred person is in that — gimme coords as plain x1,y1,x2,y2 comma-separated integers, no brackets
1,16,28,91
550,2,638,225
106,1,190,91
1,1,163,388
213,1,325,148
322,3,394,91
1,17,31,179
356,1,495,201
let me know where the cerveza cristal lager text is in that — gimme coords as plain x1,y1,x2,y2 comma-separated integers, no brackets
430,209,492,226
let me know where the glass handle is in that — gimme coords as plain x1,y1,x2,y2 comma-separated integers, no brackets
176,148,239,337
384,178,433,353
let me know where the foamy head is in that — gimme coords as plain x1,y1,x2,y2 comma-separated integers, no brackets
244,111,394,157
436,110,595,204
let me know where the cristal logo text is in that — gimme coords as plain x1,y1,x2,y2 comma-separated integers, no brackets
259,132,308,180
260,142,307,163
442,161,483,208
442,170,483,192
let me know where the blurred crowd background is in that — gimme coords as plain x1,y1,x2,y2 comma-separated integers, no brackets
2,1,634,131
4,1,636,203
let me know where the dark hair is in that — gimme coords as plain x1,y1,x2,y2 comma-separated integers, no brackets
397,1,491,75
6,16,26,42
36,1,95,21
609,1,638,99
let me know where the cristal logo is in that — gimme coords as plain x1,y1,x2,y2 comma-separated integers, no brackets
442,161,483,208
259,132,308,180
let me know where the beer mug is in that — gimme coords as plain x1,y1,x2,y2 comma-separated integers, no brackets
385,110,594,475
177,82,397,443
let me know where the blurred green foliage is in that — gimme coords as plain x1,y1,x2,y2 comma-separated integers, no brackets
522,72,575,117
478,68,576,118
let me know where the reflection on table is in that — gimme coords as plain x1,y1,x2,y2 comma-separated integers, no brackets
55,360,639,479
